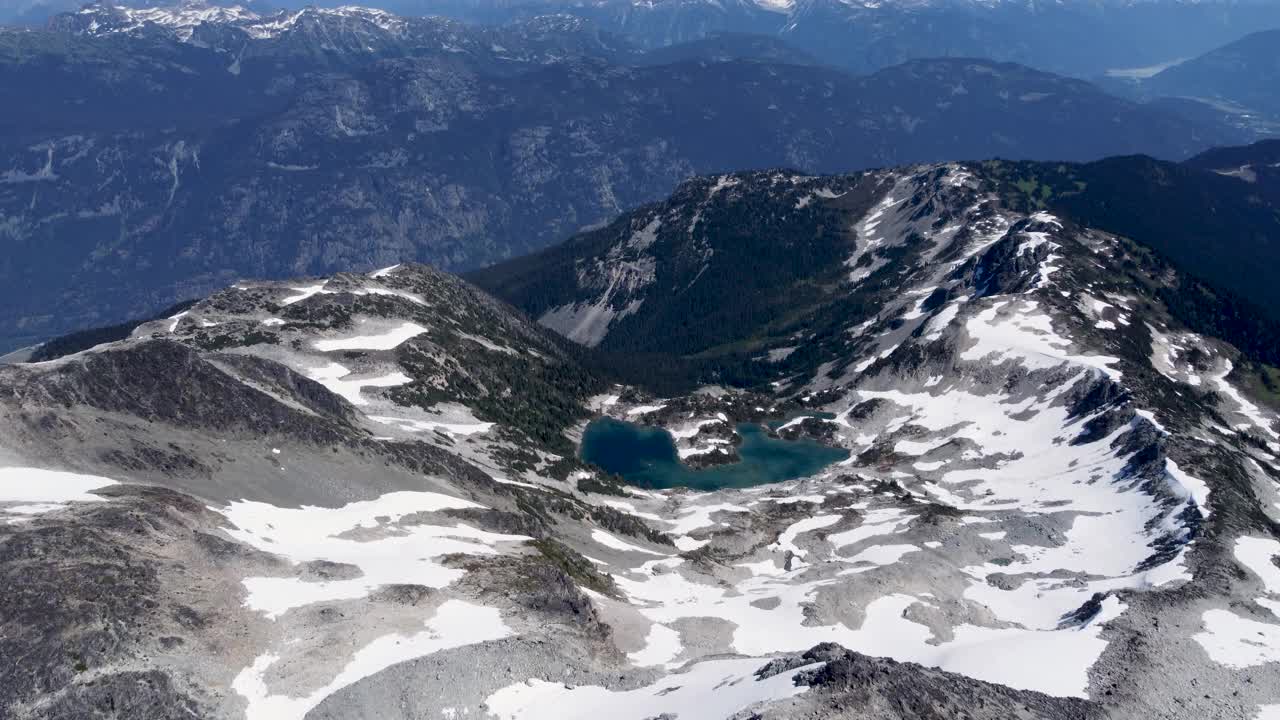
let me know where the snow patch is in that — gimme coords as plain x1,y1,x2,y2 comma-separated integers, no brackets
592,529,669,556
0,467,118,518
302,363,410,406
220,491,528,618
235,600,510,720
485,657,815,720
313,321,427,352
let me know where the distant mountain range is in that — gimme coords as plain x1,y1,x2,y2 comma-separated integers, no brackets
12,0,1278,78
0,3,1251,352
1103,28,1280,137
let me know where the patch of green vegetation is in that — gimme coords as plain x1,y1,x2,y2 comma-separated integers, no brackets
28,299,199,362
1229,361,1280,413
986,161,1093,213
528,538,617,596
1007,173,1061,209
472,174,877,395
1014,177,1042,199
544,456,585,483
576,472,629,496
192,330,279,351
391,330,604,455
589,505,673,546
493,445,539,475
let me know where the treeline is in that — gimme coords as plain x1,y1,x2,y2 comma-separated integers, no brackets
28,299,199,362
990,155,1280,373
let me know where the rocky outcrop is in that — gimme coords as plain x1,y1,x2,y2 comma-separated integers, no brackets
755,643,1099,720
0,485,268,720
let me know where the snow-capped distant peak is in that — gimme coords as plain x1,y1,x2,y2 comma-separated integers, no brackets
240,5,408,40
67,2,408,41
753,0,795,13
73,1,260,39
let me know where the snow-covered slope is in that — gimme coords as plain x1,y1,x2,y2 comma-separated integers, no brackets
71,2,260,37
2,162,1280,718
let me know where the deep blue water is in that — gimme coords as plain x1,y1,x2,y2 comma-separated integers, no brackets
580,417,849,491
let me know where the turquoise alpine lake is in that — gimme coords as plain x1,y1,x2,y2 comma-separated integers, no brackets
580,417,850,491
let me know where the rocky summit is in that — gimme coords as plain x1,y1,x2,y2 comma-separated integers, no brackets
2,149,1280,719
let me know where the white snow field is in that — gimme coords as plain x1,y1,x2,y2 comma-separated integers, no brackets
0,466,118,519
234,600,511,720
485,657,819,720
221,490,529,717
220,490,531,618
1236,537,1280,593
303,362,411,406
313,321,427,352
368,414,494,436
1195,537,1280,669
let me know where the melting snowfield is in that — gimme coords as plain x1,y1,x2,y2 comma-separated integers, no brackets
219,489,531,719
1195,537,1280,669
234,600,511,720
368,413,494,437
221,490,530,618
313,321,427,352
485,657,819,720
0,466,117,520
303,362,411,406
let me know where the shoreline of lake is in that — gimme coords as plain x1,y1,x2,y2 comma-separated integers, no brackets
579,416,849,491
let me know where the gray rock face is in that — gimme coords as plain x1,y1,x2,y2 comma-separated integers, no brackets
754,643,1097,719
0,485,262,720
